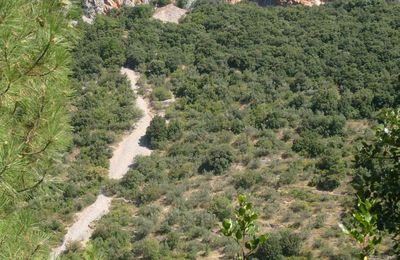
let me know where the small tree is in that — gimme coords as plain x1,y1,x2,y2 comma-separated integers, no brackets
146,116,168,149
201,145,234,175
339,198,382,260
220,194,267,260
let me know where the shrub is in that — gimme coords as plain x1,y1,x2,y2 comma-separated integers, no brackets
233,170,262,189
300,115,346,137
167,119,183,141
254,233,284,260
209,196,233,221
176,0,187,8
292,131,325,157
138,182,163,204
126,47,146,69
146,116,168,149
151,87,172,101
165,231,180,250
311,87,339,115
133,217,154,240
311,174,340,191
279,230,301,257
148,60,167,76
277,171,297,186
254,228,302,257
200,145,235,175
133,239,162,260
152,0,171,7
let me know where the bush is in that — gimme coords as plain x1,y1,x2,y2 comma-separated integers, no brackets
255,230,301,259
254,233,284,260
165,231,180,250
311,87,339,115
311,174,340,191
152,0,171,7
176,0,187,8
134,217,154,240
200,145,235,175
151,87,172,101
146,116,168,149
148,60,167,75
167,119,183,141
209,196,232,221
300,115,346,137
292,131,325,158
279,230,301,257
133,239,162,260
126,47,147,69
233,170,262,189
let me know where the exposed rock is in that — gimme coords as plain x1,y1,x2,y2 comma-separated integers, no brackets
152,4,187,24
83,0,135,18
83,0,326,20
274,0,324,6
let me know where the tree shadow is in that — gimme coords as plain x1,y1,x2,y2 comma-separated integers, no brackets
138,135,151,148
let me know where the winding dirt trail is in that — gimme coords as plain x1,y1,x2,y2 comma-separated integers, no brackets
51,68,152,259
109,68,152,179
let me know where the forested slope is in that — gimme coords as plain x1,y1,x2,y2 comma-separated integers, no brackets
57,0,400,259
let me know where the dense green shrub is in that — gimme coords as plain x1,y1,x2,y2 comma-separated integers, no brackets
200,145,235,175
279,230,301,256
292,132,325,157
176,0,188,8
233,170,262,189
209,196,233,221
151,87,172,101
146,116,168,148
133,239,162,260
254,230,301,259
299,115,346,137
254,233,284,260
126,46,147,69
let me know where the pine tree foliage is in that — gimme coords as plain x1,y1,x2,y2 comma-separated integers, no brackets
0,0,71,257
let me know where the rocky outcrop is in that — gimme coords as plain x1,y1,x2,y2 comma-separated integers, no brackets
83,0,325,19
152,4,187,24
274,0,324,6
83,0,135,18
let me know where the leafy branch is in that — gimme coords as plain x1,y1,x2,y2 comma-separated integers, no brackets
220,194,267,260
339,198,382,260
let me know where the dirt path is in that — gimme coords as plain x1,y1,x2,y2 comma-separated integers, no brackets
109,68,152,179
51,68,152,259
51,195,112,258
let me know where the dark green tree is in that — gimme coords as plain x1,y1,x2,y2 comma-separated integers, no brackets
146,116,168,149
201,145,235,175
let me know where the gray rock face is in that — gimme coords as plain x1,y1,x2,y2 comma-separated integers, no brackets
83,0,135,18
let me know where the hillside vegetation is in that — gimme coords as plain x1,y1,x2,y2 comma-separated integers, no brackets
56,0,399,259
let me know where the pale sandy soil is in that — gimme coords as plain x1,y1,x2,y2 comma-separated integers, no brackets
108,68,153,179
51,68,152,259
51,195,112,259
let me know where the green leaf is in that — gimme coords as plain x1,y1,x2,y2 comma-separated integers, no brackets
258,234,267,244
238,194,246,204
222,219,232,230
235,229,242,240
245,241,254,250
